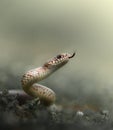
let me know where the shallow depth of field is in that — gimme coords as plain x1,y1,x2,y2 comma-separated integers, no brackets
0,0,113,130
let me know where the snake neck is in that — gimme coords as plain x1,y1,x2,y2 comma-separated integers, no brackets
22,67,51,88
21,61,68,90
44,60,68,72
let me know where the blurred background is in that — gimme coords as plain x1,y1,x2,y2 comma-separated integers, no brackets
0,0,113,111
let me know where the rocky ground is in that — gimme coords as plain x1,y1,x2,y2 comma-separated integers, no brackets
0,90,113,130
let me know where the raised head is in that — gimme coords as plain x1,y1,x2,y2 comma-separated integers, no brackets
44,52,75,70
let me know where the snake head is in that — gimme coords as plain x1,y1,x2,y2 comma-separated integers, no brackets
44,52,75,69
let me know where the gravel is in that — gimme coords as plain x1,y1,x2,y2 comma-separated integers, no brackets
0,90,113,130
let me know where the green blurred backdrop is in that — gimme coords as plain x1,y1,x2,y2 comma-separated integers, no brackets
0,0,113,109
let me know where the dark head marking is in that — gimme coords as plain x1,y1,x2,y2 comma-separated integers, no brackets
57,55,62,59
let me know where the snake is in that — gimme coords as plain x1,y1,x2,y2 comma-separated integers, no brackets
21,52,75,105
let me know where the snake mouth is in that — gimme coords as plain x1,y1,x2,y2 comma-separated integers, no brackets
69,52,76,59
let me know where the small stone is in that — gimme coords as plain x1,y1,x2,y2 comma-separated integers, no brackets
48,104,58,112
100,110,109,120
76,111,84,117
101,110,109,116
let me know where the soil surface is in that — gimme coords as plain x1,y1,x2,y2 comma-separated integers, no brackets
0,90,112,130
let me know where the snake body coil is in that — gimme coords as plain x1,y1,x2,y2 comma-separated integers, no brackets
21,52,75,105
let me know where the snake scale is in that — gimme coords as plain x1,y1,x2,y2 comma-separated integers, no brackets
21,52,75,105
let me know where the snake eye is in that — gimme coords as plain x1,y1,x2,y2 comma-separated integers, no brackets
57,55,62,59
